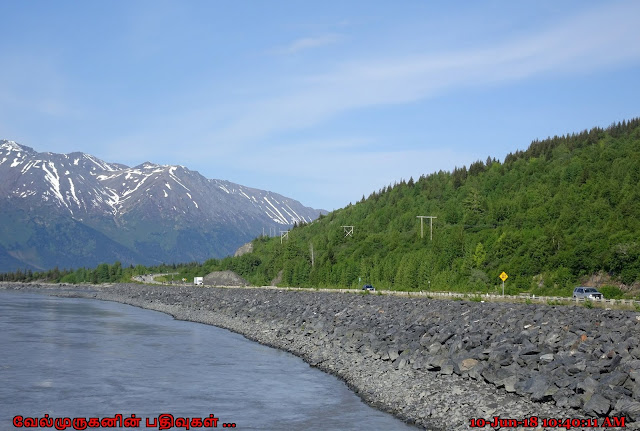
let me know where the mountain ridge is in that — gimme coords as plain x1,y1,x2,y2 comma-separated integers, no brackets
0,140,325,271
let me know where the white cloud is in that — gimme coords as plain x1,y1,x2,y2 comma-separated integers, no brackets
211,2,640,145
274,33,341,54
9,1,635,211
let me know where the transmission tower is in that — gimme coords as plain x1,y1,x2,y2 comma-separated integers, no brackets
280,230,289,244
341,226,354,237
416,216,437,240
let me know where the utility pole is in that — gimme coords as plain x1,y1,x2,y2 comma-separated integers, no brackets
341,226,354,237
310,242,314,267
280,230,289,244
416,216,437,240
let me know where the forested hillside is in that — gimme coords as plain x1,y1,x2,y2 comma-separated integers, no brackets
188,119,639,296
4,119,639,297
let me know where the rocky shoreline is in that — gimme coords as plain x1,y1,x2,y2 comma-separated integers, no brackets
4,282,640,430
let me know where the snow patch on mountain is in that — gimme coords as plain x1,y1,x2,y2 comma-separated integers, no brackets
0,139,325,230
1,140,23,152
263,196,288,224
68,178,81,207
41,161,71,213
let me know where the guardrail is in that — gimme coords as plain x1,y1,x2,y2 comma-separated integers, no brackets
372,290,640,307
138,280,640,307
252,286,640,307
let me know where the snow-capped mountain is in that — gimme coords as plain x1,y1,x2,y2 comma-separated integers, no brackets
0,140,325,271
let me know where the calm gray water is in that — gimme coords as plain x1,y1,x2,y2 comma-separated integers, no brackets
0,290,417,430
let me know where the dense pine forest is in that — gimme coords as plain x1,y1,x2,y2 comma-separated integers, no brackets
3,119,640,298
0,262,173,285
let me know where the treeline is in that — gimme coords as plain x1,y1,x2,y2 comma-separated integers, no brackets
0,261,187,284
184,118,639,296
2,119,639,297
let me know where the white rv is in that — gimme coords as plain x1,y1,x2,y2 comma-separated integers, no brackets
194,277,204,286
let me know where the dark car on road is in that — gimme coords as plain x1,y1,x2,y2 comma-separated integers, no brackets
572,287,604,299
362,284,375,292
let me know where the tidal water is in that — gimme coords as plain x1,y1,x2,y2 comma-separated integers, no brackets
0,290,417,430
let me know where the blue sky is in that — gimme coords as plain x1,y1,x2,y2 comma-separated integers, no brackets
1,1,639,211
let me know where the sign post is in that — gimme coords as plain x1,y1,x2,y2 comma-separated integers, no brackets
499,271,508,297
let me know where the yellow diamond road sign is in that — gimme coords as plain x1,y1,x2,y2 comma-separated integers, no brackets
499,271,508,282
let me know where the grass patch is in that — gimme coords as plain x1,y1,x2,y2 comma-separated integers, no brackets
547,299,568,306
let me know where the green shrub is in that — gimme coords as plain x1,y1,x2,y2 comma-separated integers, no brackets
598,285,625,299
